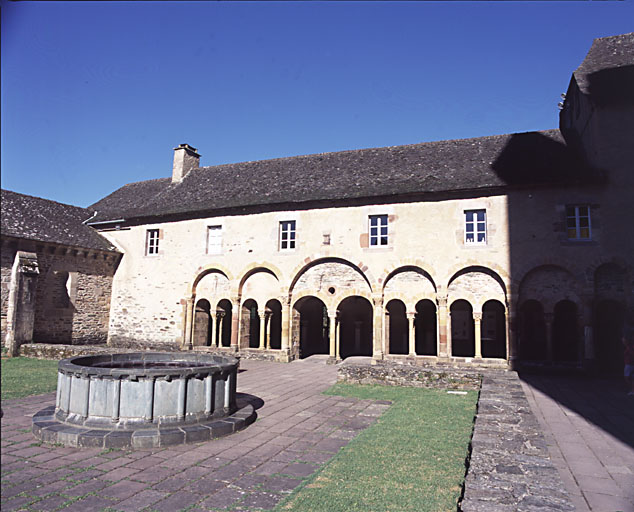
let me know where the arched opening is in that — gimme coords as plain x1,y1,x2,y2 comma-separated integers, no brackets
338,296,373,359
415,299,437,356
481,300,506,359
594,299,626,377
216,299,232,347
240,299,260,349
519,300,547,361
451,300,474,357
265,299,282,350
293,296,329,358
386,299,408,355
193,299,212,346
552,300,579,362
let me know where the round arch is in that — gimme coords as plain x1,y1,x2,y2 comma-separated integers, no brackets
190,266,233,295
289,256,374,295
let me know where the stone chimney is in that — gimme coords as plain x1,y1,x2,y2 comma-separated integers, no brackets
172,144,200,183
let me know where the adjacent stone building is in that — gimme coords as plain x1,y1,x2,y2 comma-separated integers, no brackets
1,191,121,355
2,33,632,375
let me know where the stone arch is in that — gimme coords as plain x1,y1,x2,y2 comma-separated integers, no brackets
240,268,281,306
216,299,232,347
337,295,373,359
447,266,506,311
481,299,506,359
451,299,474,357
192,269,231,304
518,265,582,314
415,299,437,356
238,263,283,293
191,266,233,295
291,289,335,312
518,299,547,361
383,266,436,306
292,296,330,359
290,258,373,302
193,299,212,347
265,299,282,350
386,299,408,355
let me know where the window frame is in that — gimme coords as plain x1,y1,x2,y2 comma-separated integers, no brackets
206,225,223,255
279,220,296,251
145,229,160,256
369,214,389,247
566,205,592,241
464,209,487,245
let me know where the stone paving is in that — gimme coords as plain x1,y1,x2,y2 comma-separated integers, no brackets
1,358,390,512
521,375,634,512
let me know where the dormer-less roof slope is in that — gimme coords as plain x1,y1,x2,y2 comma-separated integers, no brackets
89,129,601,225
1,189,118,252
572,32,634,105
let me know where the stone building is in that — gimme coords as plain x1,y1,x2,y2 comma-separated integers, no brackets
2,33,632,374
0,191,121,355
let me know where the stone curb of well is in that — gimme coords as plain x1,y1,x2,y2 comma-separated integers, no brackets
337,362,574,512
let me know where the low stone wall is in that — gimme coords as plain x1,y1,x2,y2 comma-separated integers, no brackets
460,372,573,511
338,360,481,390
19,343,141,360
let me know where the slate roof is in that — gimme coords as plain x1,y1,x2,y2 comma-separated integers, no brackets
574,33,634,93
89,129,601,224
1,189,118,252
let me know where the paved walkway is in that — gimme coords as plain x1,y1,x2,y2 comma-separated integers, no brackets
1,358,390,512
521,375,634,512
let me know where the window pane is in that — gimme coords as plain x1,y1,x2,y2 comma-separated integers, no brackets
370,217,378,227
289,240,295,248
567,228,578,238
466,234,474,242
466,212,473,222
566,206,576,217
579,217,589,227
380,226,388,236
476,211,485,221
380,236,388,245
477,222,485,231
477,233,486,242
370,227,377,236
578,206,588,216
580,227,590,238
566,217,577,228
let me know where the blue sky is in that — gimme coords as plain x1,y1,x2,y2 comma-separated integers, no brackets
2,1,633,207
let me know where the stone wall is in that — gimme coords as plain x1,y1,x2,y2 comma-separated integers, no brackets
1,239,118,348
0,242,14,342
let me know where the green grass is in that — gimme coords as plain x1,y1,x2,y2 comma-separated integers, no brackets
1,357,58,400
277,383,478,512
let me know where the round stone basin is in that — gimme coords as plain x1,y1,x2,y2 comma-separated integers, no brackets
32,352,255,449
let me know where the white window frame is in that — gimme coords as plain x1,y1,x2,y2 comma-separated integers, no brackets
279,220,296,251
465,209,486,245
146,229,160,255
206,225,223,254
566,205,591,241
369,214,388,247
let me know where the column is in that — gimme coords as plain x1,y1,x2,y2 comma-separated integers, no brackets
473,312,482,359
544,312,554,362
230,298,240,350
265,312,272,349
328,310,337,358
384,311,391,355
335,315,341,360
259,312,267,350
407,312,416,356
184,297,195,350
372,295,384,361
208,313,215,348
281,299,291,351
216,311,225,347
437,295,449,358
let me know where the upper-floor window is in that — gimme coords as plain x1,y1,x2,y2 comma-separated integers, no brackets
146,229,159,255
279,221,296,250
369,214,388,246
566,205,591,240
207,225,222,254
465,210,486,244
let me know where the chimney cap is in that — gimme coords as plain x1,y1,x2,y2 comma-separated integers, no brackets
174,143,199,155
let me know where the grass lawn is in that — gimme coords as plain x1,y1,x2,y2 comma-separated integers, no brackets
1,357,58,400
277,383,478,512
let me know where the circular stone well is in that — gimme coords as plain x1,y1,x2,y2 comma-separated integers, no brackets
32,352,255,449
